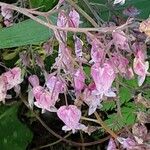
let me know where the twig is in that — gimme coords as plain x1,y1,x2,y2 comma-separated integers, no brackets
94,111,118,139
0,2,134,34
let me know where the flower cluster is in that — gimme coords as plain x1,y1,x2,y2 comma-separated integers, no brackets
0,67,22,102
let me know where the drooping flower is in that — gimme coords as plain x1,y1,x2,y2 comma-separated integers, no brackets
28,75,39,87
123,6,140,17
83,83,102,115
109,53,134,79
90,38,105,64
112,31,130,51
133,43,149,86
117,137,137,150
53,44,74,73
113,0,125,5
74,68,85,92
3,67,23,90
107,138,117,150
91,62,116,97
55,10,68,43
33,86,57,112
57,105,85,133
74,36,83,58
68,9,80,28
46,75,65,94
0,5,13,27
0,75,7,102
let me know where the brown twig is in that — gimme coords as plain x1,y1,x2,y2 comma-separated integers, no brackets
94,111,118,139
0,2,134,34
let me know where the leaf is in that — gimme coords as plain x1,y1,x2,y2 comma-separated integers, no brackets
30,0,58,12
101,101,116,111
2,51,17,60
0,103,33,150
119,87,132,105
0,15,57,49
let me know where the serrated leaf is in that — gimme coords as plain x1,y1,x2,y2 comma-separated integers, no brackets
119,87,132,105
0,15,57,49
0,103,33,150
101,101,116,111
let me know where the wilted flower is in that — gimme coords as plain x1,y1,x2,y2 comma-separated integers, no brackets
0,75,7,102
132,123,148,139
90,38,105,64
28,75,39,87
43,40,53,56
0,5,13,27
68,9,80,28
57,105,86,133
19,51,30,67
83,83,102,115
74,68,85,92
123,6,140,17
107,138,117,150
91,62,116,97
74,36,83,58
55,10,68,43
117,137,137,149
112,31,130,51
133,43,149,86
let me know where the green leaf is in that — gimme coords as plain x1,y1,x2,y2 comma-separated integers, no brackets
101,101,116,111
119,87,132,105
0,103,33,150
0,15,57,49
30,0,58,12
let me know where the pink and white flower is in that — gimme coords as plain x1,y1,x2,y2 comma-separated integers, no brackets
112,31,130,51
133,43,149,86
3,67,23,90
68,9,80,28
83,83,102,115
107,138,117,150
91,62,116,97
74,68,85,92
57,105,85,133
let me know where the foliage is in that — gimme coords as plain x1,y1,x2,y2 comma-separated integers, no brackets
0,103,33,150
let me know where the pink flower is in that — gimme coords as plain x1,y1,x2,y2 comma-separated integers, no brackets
0,6,13,27
118,137,137,150
74,36,83,58
33,86,57,112
112,31,130,51
46,75,65,94
107,138,117,150
3,67,22,90
133,58,149,86
74,68,85,92
90,38,105,64
54,44,74,73
57,105,85,133
55,11,68,43
28,75,39,87
68,9,80,28
91,62,116,97
0,76,7,102
83,83,102,115
109,53,134,79
133,43,149,86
